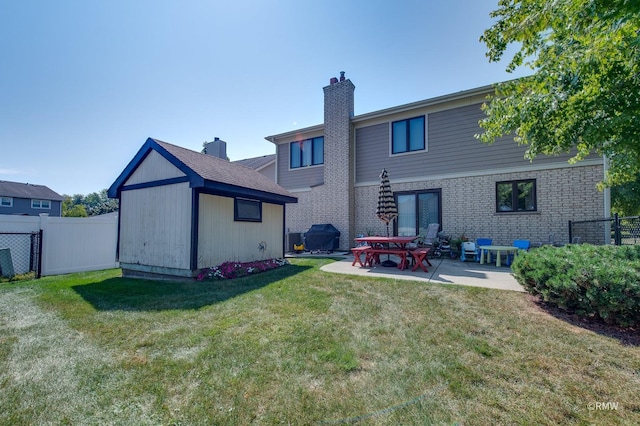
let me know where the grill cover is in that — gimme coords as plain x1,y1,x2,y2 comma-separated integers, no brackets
304,224,341,251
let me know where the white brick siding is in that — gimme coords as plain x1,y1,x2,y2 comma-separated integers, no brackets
355,164,604,246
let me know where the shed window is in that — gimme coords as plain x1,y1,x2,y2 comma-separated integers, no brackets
31,199,51,209
235,198,262,222
0,197,12,207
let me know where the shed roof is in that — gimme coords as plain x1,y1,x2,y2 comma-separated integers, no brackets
0,180,64,201
108,138,297,204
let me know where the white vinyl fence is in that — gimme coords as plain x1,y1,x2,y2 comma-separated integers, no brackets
0,213,118,276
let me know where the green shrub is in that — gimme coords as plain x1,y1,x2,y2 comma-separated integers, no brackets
511,244,640,327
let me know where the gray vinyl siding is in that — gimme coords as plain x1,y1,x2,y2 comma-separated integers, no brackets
0,197,62,216
355,103,588,183
260,162,276,181
276,142,324,189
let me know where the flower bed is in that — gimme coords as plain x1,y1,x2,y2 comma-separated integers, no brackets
197,258,289,281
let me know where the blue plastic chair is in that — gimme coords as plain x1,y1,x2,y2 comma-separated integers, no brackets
460,241,477,262
475,238,493,263
508,239,530,265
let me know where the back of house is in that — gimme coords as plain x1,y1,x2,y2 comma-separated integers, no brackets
266,73,605,250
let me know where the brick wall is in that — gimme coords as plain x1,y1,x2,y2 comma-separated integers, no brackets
320,78,355,249
355,164,604,246
282,77,355,250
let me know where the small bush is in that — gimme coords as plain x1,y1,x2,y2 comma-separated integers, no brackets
511,244,640,327
196,258,289,281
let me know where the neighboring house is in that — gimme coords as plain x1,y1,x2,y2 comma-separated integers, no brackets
108,138,297,279
233,154,276,181
0,180,64,217
266,73,606,250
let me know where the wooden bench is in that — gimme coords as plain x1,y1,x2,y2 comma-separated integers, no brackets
351,245,372,267
410,248,432,272
368,248,410,270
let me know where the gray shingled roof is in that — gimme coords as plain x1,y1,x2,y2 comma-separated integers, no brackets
0,180,64,201
153,139,293,200
233,154,275,171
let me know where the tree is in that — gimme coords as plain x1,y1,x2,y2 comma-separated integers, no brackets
61,189,118,217
476,0,640,188
612,176,640,216
63,204,88,217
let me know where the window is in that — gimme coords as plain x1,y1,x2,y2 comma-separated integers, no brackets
31,199,51,209
0,197,13,207
234,198,262,222
392,116,425,154
496,179,536,212
290,137,324,168
395,189,441,236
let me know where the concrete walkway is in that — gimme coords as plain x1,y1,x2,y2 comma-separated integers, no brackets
318,254,524,292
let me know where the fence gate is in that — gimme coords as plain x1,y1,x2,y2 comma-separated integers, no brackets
569,214,640,246
0,230,42,278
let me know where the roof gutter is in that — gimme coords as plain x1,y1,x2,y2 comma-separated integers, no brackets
265,124,325,144
351,84,497,124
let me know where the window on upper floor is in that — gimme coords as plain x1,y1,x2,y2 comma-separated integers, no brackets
290,137,324,169
234,198,262,222
392,116,425,154
496,179,536,213
0,197,13,207
31,199,51,209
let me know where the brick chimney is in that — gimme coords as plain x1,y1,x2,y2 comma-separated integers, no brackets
322,72,355,249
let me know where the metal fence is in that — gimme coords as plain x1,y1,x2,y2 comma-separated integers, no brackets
569,214,640,246
0,231,42,278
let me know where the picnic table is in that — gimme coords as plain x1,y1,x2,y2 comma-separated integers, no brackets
353,236,430,271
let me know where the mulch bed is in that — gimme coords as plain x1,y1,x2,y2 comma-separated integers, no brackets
527,294,640,346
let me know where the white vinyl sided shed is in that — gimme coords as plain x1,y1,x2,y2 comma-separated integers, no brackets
108,138,297,280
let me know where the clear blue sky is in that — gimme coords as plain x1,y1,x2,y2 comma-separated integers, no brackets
0,0,528,196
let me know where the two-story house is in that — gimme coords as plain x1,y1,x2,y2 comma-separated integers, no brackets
0,180,64,216
266,73,606,250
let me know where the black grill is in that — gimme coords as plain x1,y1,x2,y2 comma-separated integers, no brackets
304,224,341,251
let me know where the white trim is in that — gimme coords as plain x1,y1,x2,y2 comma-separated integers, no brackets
354,158,604,187
265,83,502,142
286,187,314,193
352,84,496,124
265,124,325,144
288,163,324,172
0,197,13,207
254,160,275,173
31,199,51,209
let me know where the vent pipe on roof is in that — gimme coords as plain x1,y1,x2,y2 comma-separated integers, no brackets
330,71,347,85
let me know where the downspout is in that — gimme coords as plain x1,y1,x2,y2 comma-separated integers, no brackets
268,137,278,184
603,155,611,244
603,154,611,217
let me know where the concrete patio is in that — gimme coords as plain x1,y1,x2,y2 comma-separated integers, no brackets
307,253,524,292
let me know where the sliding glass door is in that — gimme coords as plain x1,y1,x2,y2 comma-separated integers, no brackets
395,189,441,236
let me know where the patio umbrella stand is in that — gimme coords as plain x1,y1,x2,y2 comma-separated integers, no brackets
376,168,399,267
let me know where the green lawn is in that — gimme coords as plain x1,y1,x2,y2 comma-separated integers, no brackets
1,258,638,425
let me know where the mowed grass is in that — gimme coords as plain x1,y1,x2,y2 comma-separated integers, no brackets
1,258,639,425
